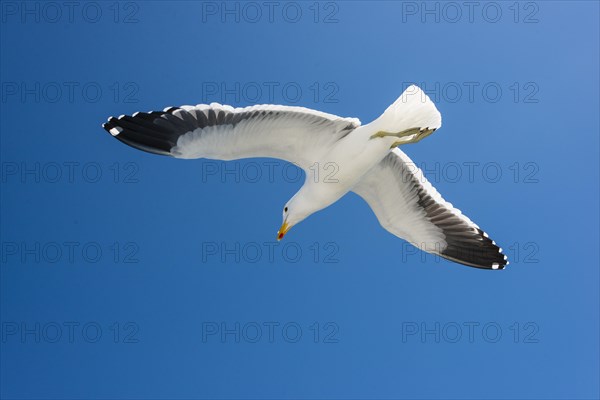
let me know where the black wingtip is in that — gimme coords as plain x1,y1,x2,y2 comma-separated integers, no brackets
102,111,181,156
439,234,509,270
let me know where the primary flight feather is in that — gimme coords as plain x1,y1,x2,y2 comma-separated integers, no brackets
102,85,508,270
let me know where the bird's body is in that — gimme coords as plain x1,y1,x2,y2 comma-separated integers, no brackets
284,126,394,213
103,85,508,270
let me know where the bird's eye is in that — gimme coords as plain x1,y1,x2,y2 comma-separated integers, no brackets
284,207,288,213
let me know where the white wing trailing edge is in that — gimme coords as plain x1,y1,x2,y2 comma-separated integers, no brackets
102,103,360,171
352,148,508,270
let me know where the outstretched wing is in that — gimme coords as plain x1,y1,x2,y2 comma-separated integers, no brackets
102,103,360,170
352,148,508,270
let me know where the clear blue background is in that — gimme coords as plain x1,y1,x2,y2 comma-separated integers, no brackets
1,1,598,398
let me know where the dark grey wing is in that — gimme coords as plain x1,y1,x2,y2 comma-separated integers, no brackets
352,148,508,270
102,103,360,170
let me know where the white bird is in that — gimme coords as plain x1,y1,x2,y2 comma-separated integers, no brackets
103,85,507,270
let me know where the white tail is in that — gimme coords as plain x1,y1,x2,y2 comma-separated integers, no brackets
370,85,442,134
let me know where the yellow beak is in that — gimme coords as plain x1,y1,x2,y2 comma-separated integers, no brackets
277,220,291,241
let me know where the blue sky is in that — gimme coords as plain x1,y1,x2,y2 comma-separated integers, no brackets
1,1,599,399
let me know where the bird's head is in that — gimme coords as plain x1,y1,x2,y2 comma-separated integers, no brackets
277,194,313,241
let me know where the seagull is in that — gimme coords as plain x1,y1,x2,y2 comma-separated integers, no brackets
102,85,508,270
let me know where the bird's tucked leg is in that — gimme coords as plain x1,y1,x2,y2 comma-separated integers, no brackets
370,127,437,148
